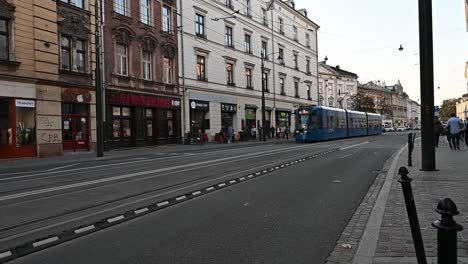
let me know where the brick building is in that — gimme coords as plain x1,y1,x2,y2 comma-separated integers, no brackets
103,0,181,149
0,0,96,159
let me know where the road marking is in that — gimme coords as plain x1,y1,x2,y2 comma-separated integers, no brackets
341,141,369,150
206,187,215,191
229,180,236,184
32,236,58,247
157,201,170,207
46,163,80,172
74,225,95,234
134,208,149,214
239,177,246,181
192,191,202,196
107,215,124,223
218,183,226,187
0,251,12,259
333,180,343,183
175,196,187,201
338,154,353,159
248,174,254,178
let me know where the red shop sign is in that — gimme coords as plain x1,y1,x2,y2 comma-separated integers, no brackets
107,91,180,109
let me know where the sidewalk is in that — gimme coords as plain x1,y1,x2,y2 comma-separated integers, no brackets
0,137,293,171
326,138,468,264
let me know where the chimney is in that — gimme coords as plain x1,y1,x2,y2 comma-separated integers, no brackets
335,65,340,69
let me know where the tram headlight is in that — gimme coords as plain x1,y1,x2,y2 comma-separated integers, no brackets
296,130,299,134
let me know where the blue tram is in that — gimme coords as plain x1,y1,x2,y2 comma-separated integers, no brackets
295,105,382,142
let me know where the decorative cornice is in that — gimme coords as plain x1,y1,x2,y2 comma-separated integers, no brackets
113,26,136,45
0,0,15,18
58,6,91,39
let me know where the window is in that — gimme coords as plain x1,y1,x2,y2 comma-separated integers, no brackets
293,26,298,41
295,81,299,98
278,48,284,65
142,51,152,80
197,56,206,81
163,57,173,84
141,0,151,24
0,19,8,60
225,26,233,47
145,109,153,137
261,41,268,60
245,68,252,88
244,34,251,54
262,72,269,92
61,0,84,8
278,17,284,34
115,0,127,15
162,6,171,33
15,105,36,146
225,0,233,8
262,8,268,26
279,77,285,95
294,54,298,70
60,35,86,73
195,14,205,37
226,63,234,85
328,83,333,95
116,44,128,76
112,107,132,138
243,0,250,16
307,85,311,100
306,59,311,74
305,33,310,47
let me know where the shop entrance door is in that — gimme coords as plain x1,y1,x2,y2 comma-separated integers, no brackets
63,115,89,151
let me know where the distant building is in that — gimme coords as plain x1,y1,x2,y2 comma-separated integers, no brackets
318,62,358,109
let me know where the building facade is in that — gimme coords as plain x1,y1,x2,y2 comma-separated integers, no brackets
358,81,393,125
103,0,181,149
179,0,319,141
0,0,96,159
318,61,358,109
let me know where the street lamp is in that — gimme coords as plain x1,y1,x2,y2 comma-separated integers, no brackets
261,51,283,142
338,89,350,109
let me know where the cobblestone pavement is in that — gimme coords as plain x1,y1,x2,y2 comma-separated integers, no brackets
327,137,468,264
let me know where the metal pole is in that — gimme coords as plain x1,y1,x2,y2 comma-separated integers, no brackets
398,167,427,264
418,0,436,171
269,1,276,123
179,0,186,144
432,198,464,264
95,0,104,157
408,133,413,167
261,52,267,142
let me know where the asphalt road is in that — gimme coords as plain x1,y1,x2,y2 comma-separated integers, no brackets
1,133,408,263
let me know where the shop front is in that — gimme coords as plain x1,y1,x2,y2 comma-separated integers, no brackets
276,109,291,130
189,100,209,134
61,88,92,151
221,103,237,133
0,98,37,159
244,104,258,135
106,90,181,149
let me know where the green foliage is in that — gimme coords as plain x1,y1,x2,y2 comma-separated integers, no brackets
351,94,376,113
439,99,457,121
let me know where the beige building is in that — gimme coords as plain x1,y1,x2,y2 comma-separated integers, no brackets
0,0,96,159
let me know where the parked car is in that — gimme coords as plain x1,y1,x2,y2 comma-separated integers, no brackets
383,127,395,132
396,127,407,132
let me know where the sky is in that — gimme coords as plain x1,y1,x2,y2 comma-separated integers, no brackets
296,0,468,105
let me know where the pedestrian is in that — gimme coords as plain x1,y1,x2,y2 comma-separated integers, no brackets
251,126,257,140
465,119,468,147
460,118,466,142
270,126,275,138
276,126,281,139
227,125,234,144
284,126,290,140
447,113,461,150
434,116,443,148
258,126,263,141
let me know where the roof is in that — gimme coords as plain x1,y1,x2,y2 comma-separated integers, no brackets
319,62,358,78
276,0,320,29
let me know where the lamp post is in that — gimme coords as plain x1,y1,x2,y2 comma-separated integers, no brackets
261,51,282,142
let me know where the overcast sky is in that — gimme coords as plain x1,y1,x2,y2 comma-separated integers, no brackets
295,0,468,105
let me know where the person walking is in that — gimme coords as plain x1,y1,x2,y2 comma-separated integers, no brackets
465,119,468,147
434,117,443,148
276,126,281,139
270,126,275,139
460,118,466,142
284,126,290,140
251,126,257,140
447,113,461,150
227,125,234,144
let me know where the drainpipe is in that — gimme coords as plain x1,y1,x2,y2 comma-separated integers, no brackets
179,0,186,143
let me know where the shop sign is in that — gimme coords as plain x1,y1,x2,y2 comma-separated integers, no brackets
15,99,35,108
221,103,237,113
190,100,209,111
62,88,92,104
107,91,181,109
277,111,290,122
245,108,256,120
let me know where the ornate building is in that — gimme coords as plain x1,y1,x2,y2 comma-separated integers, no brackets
103,0,181,149
318,61,358,109
0,0,96,158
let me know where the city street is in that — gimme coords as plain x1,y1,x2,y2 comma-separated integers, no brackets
0,133,407,263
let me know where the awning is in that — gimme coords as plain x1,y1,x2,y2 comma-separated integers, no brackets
245,104,258,109
275,107,293,113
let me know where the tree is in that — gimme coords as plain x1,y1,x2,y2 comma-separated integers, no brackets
439,99,457,121
350,93,376,113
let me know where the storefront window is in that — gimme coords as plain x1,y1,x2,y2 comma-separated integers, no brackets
0,99,11,145
145,109,153,137
122,107,131,117
113,119,121,138
276,111,290,128
113,106,132,138
122,120,131,137
16,107,36,146
167,110,174,136
113,107,121,116
63,117,73,140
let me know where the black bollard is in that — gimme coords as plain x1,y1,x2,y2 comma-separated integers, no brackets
408,133,414,167
432,198,464,264
398,167,427,264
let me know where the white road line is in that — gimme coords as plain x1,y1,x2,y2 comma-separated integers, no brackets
0,251,12,259
206,187,215,191
32,236,58,247
239,177,246,181
192,191,202,195
176,196,187,201
134,208,149,214
74,225,95,234
248,174,254,178
46,163,80,172
229,180,236,184
218,183,226,187
157,201,170,207
107,215,124,223
340,141,369,150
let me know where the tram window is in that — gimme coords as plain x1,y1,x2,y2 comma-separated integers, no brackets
310,113,317,129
